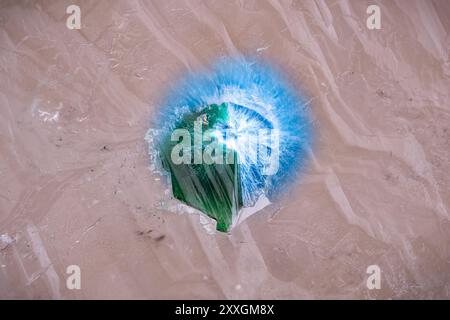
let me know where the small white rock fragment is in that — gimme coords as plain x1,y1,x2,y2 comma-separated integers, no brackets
0,234,14,250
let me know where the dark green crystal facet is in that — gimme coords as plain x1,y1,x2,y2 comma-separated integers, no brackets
160,103,243,232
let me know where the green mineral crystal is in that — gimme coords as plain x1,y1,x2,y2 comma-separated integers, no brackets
159,103,243,232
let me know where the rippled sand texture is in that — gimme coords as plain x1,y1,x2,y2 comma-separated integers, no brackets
1,0,449,299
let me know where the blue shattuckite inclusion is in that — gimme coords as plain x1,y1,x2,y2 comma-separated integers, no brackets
146,57,313,232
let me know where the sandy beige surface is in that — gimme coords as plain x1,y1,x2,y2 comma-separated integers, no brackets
0,0,450,299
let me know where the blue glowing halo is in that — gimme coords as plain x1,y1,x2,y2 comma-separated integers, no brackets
146,56,313,224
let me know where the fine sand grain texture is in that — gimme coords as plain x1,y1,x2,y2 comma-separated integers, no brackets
1,0,449,299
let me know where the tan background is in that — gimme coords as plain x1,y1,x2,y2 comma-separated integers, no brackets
0,0,449,299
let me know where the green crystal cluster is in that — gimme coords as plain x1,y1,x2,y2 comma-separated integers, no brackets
159,103,243,232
